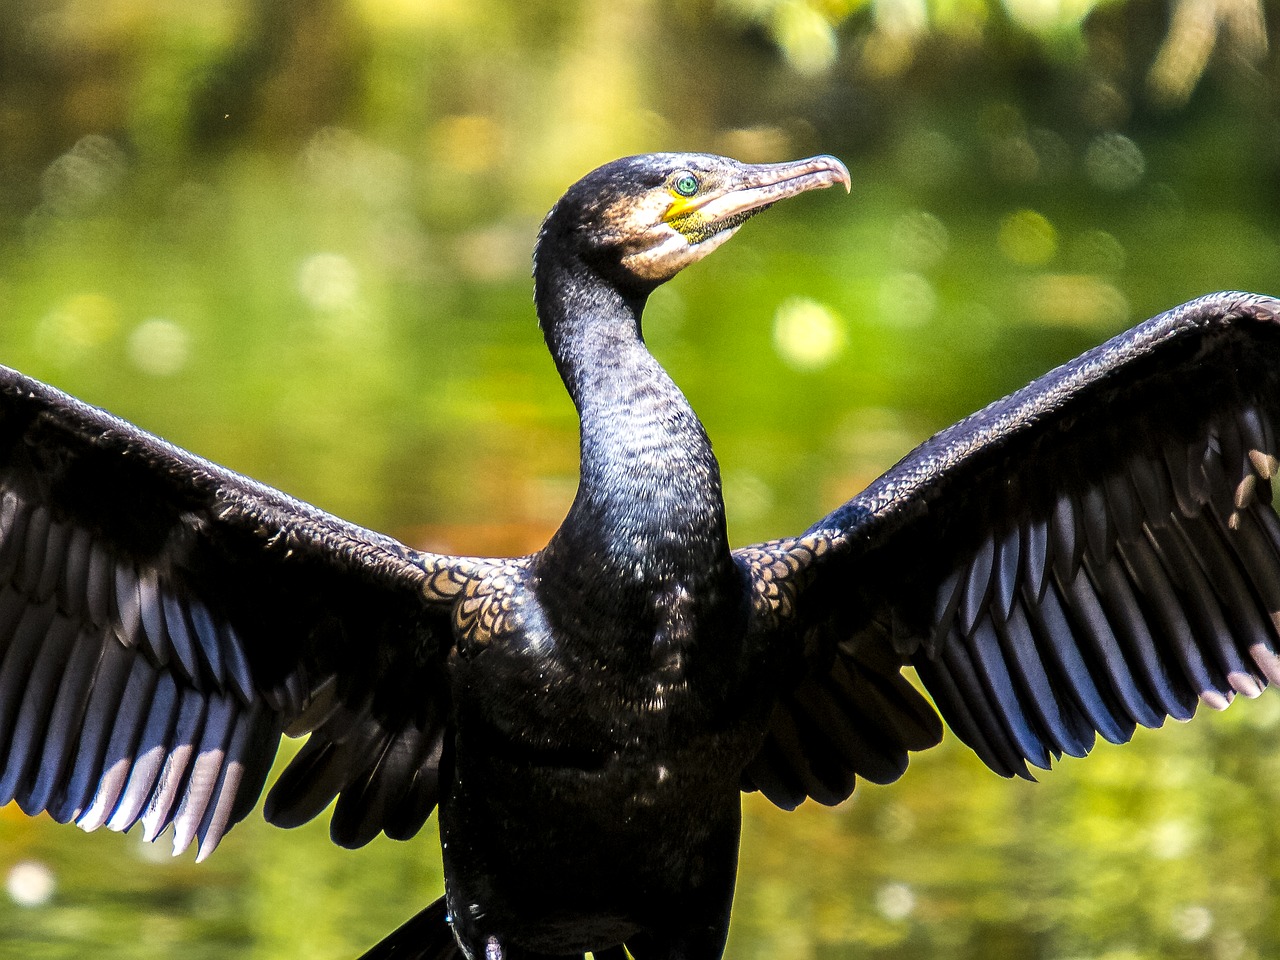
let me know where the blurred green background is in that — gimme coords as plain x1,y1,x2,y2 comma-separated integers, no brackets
0,0,1278,958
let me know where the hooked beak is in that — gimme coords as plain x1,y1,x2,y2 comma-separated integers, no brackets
667,155,851,227
619,153,851,284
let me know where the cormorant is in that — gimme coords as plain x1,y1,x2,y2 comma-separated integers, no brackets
0,152,1278,960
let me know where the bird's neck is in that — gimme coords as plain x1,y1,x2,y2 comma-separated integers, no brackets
534,246,736,629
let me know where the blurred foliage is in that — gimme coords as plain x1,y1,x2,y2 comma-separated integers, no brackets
0,0,1279,958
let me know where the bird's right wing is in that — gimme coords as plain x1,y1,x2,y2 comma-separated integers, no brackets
739,291,1280,809
0,363,499,858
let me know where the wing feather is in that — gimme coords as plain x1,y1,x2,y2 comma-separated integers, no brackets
171,692,236,857
24,626,103,814
196,701,275,860
0,361,489,854
0,599,60,804
77,656,159,832
994,597,1089,758
139,686,208,842
17,505,51,596
52,635,134,823
382,731,444,842
741,292,1280,804
106,670,182,833
967,614,1050,769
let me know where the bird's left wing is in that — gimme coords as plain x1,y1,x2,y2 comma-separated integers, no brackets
738,291,1280,810
0,363,499,857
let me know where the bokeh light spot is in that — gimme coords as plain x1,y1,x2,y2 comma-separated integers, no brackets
990,136,1039,184
998,209,1057,265
1070,229,1126,273
723,471,775,524
6,860,55,908
889,210,949,271
302,126,412,211
298,253,361,311
1150,818,1196,860
1085,132,1145,192
875,882,916,921
773,297,845,370
1017,275,1128,329
878,272,936,327
432,115,503,174
1171,904,1212,942
36,293,119,362
128,318,190,377
39,135,127,218
455,223,531,283
772,1,838,74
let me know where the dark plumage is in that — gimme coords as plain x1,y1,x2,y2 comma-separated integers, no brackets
1,151,1280,959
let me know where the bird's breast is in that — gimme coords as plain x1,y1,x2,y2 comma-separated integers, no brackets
446,554,763,764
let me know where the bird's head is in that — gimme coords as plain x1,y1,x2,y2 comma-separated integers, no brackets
536,152,851,296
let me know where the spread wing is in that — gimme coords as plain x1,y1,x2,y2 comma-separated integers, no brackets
739,291,1280,809
0,363,486,858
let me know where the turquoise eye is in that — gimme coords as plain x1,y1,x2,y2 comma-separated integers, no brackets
673,174,699,197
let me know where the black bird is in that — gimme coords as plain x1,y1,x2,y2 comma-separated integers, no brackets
1,151,1279,960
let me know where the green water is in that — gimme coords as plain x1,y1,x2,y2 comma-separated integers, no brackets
1,2,1279,958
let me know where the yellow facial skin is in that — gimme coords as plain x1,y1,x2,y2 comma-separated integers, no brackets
661,189,716,244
